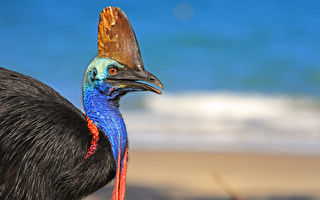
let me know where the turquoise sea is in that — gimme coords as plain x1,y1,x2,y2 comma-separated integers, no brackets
1,0,320,154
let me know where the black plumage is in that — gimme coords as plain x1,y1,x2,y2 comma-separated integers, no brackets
0,67,116,200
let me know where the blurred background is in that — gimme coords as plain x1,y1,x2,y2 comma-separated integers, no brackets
1,0,320,199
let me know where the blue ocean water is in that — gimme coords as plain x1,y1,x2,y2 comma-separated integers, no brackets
1,0,320,105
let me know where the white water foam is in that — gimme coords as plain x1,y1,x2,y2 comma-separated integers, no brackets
123,92,320,155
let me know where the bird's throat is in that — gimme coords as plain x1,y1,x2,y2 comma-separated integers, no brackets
83,89,128,166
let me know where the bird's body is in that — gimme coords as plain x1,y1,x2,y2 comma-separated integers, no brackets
0,6,162,200
0,67,116,200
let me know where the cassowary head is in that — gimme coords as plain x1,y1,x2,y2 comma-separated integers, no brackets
83,7,163,100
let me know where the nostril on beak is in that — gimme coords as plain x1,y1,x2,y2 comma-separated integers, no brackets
146,73,163,89
149,77,156,82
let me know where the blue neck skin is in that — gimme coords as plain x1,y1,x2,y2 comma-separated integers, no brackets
83,87,127,167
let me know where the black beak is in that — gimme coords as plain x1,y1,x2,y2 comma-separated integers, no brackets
106,69,163,94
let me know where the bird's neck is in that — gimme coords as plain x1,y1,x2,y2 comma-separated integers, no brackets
83,89,127,165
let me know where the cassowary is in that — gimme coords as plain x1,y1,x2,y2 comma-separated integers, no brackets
0,6,162,200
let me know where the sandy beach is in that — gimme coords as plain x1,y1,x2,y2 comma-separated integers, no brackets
85,150,320,200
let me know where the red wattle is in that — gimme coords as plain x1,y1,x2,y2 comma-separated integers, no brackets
111,142,121,200
111,140,128,200
119,145,128,199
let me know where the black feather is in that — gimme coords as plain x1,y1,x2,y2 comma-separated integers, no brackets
0,67,116,200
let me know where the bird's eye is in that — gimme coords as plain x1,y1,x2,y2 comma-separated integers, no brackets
108,66,118,76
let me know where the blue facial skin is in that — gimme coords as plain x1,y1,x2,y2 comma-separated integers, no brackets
83,57,130,169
